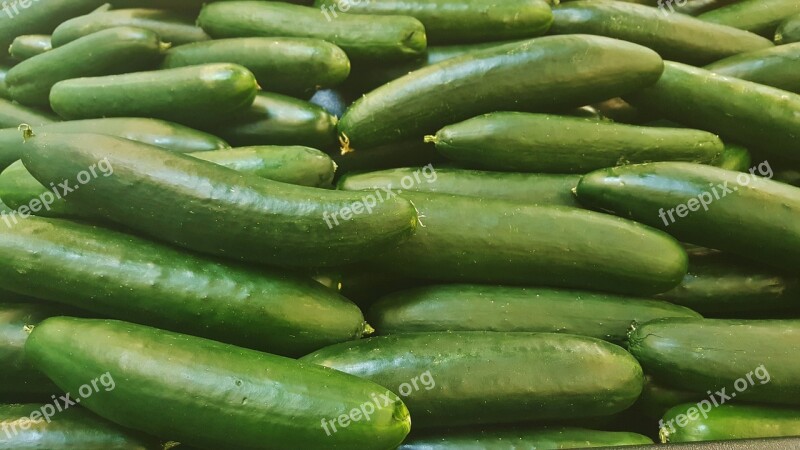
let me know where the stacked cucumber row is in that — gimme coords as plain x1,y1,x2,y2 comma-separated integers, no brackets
0,0,799,449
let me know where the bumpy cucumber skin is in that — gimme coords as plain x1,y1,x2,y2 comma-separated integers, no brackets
9,35,52,61
576,162,800,269
698,0,800,36
430,112,723,172
51,8,210,47
714,143,752,172
338,35,664,151
705,43,800,94
21,132,417,268
776,14,800,44
7,27,167,107
162,37,350,96
629,318,800,405
550,1,773,65
302,332,644,428
0,0,107,51
198,1,427,62
26,317,412,450
0,98,57,131
661,403,800,443
49,63,257,125
399,427,653,449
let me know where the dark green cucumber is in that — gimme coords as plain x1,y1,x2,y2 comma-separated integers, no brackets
625,62,800,161
550,1,773,65
0,98,57,131
704,43,800,94
399,427,653,449
698,0,800,36
576,162,800,269
162,37,350,96
715,143,752,171
6,27,168,107
428,112,723,172
51,8,210,47
776,14,800,44
313,0,552,44
9,35,52,61
338,35,664,151
302,332,644,427
369,284,701,344
0,0,107,51
26,317,411,450
339,264,428,310
629,317,800,405
0,404,158,449
20,132,417,268
333,139,447,175
370,192,686,295
661,403,800,443
635,375,700,419
338,167,581,206
49,63,257,126
0,65,9,99
210,92,339,150
0,216,368,356
776,169,800,187
198,1,427,62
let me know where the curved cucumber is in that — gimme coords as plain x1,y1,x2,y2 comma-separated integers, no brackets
550,0,773,65
20,132,417,268
715,143,752,172
162,37,350,96
776,14,800,44
399,427,653,449
7,27,167,107
661,403,800,443
9,35,52,61
0,0,107,51
302,332,644,428
428,112,723,172
0,98,57,131
26,317,411,450
338,35,664,151
369,284,701,344
705,43,800,94
698,0,800,36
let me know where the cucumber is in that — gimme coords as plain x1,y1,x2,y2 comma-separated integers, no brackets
576,162,800,269
338,168,581,206
776,169,800,187
333,139,446,175
338,35,664,151
339,265,428,310
20,132,417,268
428,112,723,172
301,332,644,427
313,0,552,44
591,97,653,125
698,0,800,36
704,43,800,94
550,0,774,65
26,317,411,449
0,161,82,219
51,8,210,47
198,1,427,62
678,0,740,16
635,375,700,419
715,143,752,172
629,317,799,405
369,284,701,344
0,404,159,449
49,63,258,126
0,98,57,130
369,192,686,295
399,427,654,449
0,65,9,99
776,14,800,44
7,27,168,107
625,62,800,161
309,89,350,118
0,216,369,356
0,0,107,51
163,38,350,97
661,403,800,443
9,35,52,61
210,92,339,151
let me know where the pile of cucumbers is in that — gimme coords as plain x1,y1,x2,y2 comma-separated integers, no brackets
1,0,799,449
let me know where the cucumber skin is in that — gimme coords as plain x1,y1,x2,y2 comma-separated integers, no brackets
20,132,417,268
9,35,52,61
698,0,800,36
661,403,800,443
776,14,800,44
576,162,800,269
678,0,740,16
430,112,723,173
399,427,653,449
302,332,644,428
0,216,367,356
705,43,800,94
550,0,773,65
0,65,9,99
0,98,57,131
629,318,800,405
715,143,752,172
338,34,664,151
7,27,167,107
0,0,107,51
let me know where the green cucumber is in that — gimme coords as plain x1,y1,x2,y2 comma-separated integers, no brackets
635,375,700,419
302,332,644,427
428,112,723,172
776,14,800,44
550,0,773,65
369,284,701,344
0,216,368,356
27,317,411,449
399,427,653,449
0,65,9,99
715,143,752,172
20,132,417,268
51,8,210,47
591,97,653,125
0,99,57,131
6,27,168,107
704,43,800,94
576,162,800,269
309,88,350,118
339,265,428,310
0,0,107,51
661,403,800,443
678,0,740,16
49,63,257,126
369,192,686,296
313,0,552,45
338,35,664,151
162,37,350,97
776,169,800,187
698,0,800,36
198,1,427,62
338,167,581,206
625,62,800,161
0,161,83,219
629,317,799,405
333,139,446,175
9,35,52,61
